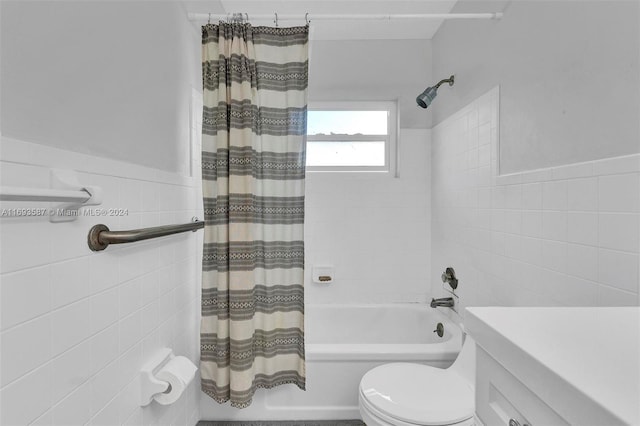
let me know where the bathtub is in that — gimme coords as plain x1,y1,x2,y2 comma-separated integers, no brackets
199,303,463,421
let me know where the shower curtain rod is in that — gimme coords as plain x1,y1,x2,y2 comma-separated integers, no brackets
188,12,503,22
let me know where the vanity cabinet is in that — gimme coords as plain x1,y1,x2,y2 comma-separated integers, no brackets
466,307,639,426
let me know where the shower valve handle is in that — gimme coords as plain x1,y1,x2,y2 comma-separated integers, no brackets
441,267,458,290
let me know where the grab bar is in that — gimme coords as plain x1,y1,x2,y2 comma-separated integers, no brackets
88,218,205,251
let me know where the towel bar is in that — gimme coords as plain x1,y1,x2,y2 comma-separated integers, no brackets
0,186,92,202
0,170,103,222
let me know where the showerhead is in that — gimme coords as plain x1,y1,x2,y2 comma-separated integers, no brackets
416,87,439,109
416,75,455,109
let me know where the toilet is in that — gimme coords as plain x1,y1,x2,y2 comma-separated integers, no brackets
359,334,476,426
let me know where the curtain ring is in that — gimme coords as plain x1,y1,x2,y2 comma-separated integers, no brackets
274,12,278,27
305,13,310,25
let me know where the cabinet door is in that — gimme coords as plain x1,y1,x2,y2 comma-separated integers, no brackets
476,347,570,426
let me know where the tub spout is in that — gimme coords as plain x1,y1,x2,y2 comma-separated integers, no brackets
430,297,454,308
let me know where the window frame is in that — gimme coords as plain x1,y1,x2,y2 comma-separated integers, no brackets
306,100,398,174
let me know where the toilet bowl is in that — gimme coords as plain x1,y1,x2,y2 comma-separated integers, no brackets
359,335,476,426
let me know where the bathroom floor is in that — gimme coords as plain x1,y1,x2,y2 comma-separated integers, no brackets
198,421,365,426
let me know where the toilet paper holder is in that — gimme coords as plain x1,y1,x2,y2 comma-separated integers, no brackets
140,348,174,407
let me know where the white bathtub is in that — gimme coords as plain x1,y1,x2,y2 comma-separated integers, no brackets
199,303,463,420
306,303,462,362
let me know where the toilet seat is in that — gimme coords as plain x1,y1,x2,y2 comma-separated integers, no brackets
359,363,474,426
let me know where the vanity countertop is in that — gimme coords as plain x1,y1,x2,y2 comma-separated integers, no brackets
466,307,640,426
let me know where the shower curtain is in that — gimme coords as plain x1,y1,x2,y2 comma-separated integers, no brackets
200,22,308,408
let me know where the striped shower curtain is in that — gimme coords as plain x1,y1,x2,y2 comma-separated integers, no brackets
200,23,308,408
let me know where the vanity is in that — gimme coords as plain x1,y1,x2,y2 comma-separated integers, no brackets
466,307,640,426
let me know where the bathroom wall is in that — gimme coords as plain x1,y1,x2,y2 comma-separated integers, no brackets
304,39,433,304
430,0,640,309
0,1,203,425
309,39,433,129
305,129,431,304
0,136,203,426
0,0,200,174
430,88,640,311
431,0,640,174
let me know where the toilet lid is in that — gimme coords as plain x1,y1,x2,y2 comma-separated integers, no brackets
359,363,474,426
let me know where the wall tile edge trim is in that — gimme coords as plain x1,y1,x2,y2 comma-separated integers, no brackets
496,153,640,185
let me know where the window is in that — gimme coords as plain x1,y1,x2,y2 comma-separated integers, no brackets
306,101,397,173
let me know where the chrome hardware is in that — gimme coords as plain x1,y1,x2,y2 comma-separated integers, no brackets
433,322,444,338
441,267,458,290
430,297,454,308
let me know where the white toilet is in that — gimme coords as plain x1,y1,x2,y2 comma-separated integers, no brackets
358,334,476,426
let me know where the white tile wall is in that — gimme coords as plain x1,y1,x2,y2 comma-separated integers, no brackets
304,129,431,304
0,137,203,426
431,87,640,310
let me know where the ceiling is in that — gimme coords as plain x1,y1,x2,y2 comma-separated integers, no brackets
184,0,459,40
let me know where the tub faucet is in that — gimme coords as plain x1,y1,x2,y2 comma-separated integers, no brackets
430,297,454,308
